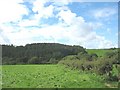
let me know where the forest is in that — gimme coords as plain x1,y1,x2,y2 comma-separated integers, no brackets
2,43,85,64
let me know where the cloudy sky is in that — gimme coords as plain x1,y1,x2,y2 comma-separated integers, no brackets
0,0,118,49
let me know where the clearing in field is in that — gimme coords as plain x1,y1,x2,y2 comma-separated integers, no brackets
2,65,108,88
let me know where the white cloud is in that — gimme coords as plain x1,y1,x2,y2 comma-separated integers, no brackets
52,0,72,6
32,0,46,13
92,8,117,19
0,0,28,23
0,28,11,44
57,10,77,25
98,39,117,48
32,0,54,20
88,22,103,30
18,19,39,27
1,20,116,49
0,0,117,49
12,17,116,49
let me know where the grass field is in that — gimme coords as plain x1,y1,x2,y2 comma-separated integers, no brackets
2,64,109,88
86,49,117,57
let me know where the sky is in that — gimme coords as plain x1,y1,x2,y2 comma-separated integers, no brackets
0,0,118,49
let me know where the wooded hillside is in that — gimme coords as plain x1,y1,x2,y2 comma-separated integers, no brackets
2,43,85,64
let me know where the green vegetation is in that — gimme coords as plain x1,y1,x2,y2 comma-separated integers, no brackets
59,48,119,84
118,65,120,84
2,43,119,88
3,65,107,88
86,49,117,57
2,43,85,65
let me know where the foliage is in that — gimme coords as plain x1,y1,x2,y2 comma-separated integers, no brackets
59,49,119,81
108,65,119,81
2,43,85,64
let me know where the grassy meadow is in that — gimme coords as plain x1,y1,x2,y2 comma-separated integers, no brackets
2,64,109,88
86,49,117,57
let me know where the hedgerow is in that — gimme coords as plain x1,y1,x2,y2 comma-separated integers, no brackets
58,50,119,81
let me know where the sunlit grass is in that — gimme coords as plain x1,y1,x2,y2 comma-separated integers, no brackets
86,49,117,57
2,65,108,88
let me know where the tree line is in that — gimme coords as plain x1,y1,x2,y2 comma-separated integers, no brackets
2,43,85,64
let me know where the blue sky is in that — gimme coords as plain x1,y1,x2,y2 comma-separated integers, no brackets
0,0,118,49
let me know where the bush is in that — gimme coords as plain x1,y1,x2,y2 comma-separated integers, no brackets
105,51,116,58
58,49,119,77
77,52,93,61
90,54,98,61
62,55,78,60
108,65,119,81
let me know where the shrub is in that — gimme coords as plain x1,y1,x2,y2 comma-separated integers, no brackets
108,65,119,81
90,54,98,61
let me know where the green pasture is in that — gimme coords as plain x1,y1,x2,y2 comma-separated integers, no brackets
86,49,117,57
2,65,107,88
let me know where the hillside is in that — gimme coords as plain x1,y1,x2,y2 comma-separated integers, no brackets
2,43,85,65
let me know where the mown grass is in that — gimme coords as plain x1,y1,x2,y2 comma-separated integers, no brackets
86,49,117,57
2,65,108,88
